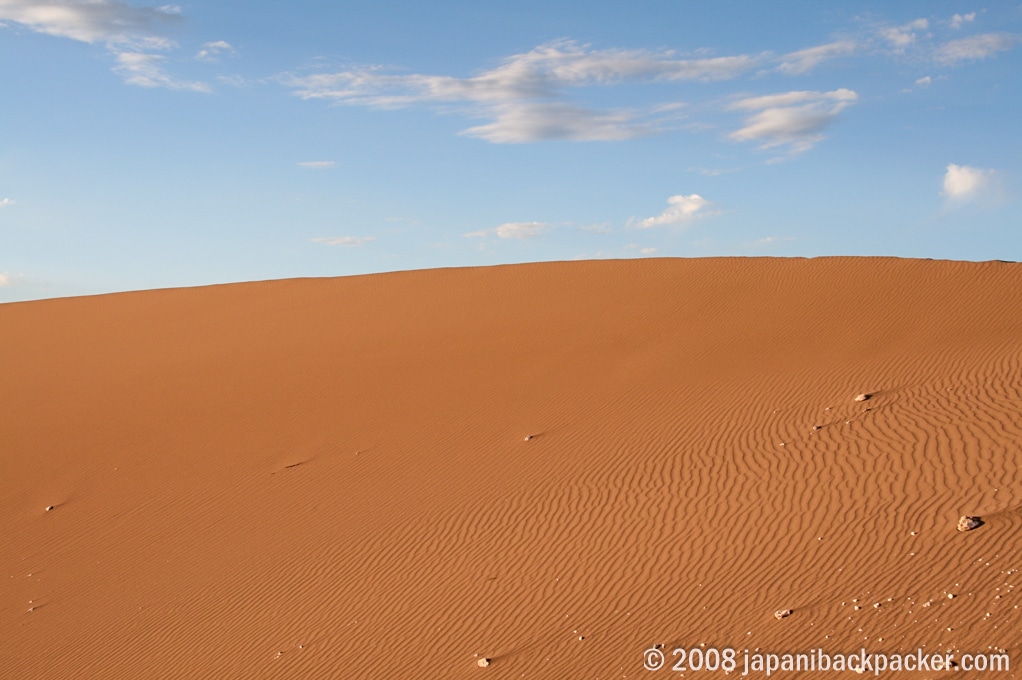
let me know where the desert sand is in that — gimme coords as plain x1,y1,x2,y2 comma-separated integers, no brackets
2,257,1021,678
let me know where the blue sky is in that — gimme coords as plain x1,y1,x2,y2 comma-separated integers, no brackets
1,1,1020,301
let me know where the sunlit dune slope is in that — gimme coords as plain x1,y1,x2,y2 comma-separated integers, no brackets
3,257,1022,678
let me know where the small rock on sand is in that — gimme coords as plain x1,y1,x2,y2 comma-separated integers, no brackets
957,516,983,532
477,657,491,667
774,609,793,620
45,506,54,512
854,393,872,402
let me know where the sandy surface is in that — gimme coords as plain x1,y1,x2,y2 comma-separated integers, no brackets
2,257,1021,678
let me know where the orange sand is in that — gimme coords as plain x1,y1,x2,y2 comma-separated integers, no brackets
2,257,1021,678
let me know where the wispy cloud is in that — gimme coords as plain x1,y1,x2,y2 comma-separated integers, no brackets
0,273,10,286
633,194,717,228
281,40,760,143
113,51,210,91
914,76,932,87
880,18,930,50
279,24,1014,150
0,197,13,207
297,161,336,169
0,0,209,91
0,0,180,44
311,236,376,246
464,222,548,239
776,40,857,75
285,41,758,104
935,33,1020,65
462,102,649,143
869,14,1021,69
942,163,995,202
196,40,233,62
729,88,857,155
949,13,976,30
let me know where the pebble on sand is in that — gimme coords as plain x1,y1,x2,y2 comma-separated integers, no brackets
774,609,793,620
45,506,54,511
957,516,983,532
477,657,491,667
854,393,872,402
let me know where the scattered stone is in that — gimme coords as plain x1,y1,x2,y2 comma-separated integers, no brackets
45,506,54,512
524,435,534,441
854,393,872,402
477,657,491,667
812,425,822,431
774,609,793,620
958,516,983,532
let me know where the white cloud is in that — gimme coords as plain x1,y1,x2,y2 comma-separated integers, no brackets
196,40,233,62
288,40,760,102
949,13,976,30
283,43,757,106
0,0,211,91
0,0,180,44
640,247,657,255
464,222,548,239
942,163,994,201
776,40,857,75
462,102,649,143
578,222,612,234
311,236,376,246
914,76,932,87
0,273,10,286
634,194,716,228
281,40,760,143
729,88,857,154
297,161,336,169
0,197,13,207
881,18,930,49
935,33,1019,65
113,51,210,91
495,222,547,238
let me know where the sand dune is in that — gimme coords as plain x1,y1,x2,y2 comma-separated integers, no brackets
3,257,1021,678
